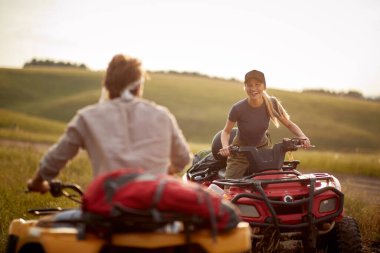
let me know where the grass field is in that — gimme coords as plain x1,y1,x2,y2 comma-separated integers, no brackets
1,67,380,152
0,144,379,251
0,145,91,250
0,108,64,143
1,67,380,250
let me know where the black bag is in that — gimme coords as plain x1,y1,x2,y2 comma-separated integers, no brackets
186,151,226,183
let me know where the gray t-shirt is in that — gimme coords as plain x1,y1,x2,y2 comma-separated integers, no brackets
228,98,270,146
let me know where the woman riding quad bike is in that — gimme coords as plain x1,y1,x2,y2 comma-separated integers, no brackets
186,129,363,253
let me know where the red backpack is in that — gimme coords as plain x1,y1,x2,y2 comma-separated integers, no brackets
81,168,240,235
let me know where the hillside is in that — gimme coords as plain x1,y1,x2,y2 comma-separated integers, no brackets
0,108,65,143
1,67,380,152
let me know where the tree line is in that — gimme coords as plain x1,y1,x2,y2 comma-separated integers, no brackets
302,89,380,102
153,70,240,82
21,58,379,102
23,58,88,70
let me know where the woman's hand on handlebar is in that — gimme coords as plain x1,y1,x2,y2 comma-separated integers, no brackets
218,146,231,157
298,136,312,149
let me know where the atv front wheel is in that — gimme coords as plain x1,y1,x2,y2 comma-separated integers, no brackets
317,216,362,253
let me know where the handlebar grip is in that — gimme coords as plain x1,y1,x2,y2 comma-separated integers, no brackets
228,145,239,153
49,180,63,197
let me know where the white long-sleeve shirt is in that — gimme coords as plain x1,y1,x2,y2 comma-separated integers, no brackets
38,97,192,180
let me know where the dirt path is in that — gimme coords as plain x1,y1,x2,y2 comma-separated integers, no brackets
335,173,380,205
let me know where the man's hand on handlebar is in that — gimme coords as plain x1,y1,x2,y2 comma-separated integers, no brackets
27,173,50,194
168,164,183,175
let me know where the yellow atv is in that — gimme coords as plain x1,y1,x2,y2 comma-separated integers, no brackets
6,181,251,253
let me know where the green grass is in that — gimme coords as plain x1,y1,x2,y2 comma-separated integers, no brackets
1,106,379,179
344,188,380,242
0,67,102,107
0,108,65,143
0,145,378,251
1,68,380,152
1,67,379,250
288,150,380,178
0,145,92,250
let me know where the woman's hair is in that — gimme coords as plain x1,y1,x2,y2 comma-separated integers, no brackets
262,91,290,128
104,54,145,99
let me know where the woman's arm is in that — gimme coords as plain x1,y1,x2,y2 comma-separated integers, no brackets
219,120,236,157
278,115,311,147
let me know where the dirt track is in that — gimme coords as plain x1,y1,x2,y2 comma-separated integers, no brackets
336,173,380,205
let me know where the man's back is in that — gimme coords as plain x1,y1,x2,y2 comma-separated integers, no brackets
69,98,191,176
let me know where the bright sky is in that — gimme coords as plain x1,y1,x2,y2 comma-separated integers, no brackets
1,0,379,96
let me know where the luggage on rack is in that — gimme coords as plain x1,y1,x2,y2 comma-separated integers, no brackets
81,168,240,234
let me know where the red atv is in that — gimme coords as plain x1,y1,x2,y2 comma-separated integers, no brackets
185,129,363,253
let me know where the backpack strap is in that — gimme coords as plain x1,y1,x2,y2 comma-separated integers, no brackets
195,185,218,242
204,190,218,242
150,178,168,222
104,172,142,203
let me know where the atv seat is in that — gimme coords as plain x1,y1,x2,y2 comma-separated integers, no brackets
210,129,298,174
238,142,286,173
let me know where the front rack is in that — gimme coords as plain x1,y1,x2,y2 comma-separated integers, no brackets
213,173,344,230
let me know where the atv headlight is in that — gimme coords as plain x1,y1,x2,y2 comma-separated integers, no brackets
319,198,337,213
236,204,260,218
331,176,342,191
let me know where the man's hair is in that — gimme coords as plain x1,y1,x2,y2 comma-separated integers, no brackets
104,54,144,99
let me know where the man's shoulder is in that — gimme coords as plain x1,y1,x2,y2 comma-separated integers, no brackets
77,101,114,115
76,98,171,118
134,98,170,113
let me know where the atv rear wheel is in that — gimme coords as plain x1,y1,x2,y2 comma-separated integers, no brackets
317,216,362,253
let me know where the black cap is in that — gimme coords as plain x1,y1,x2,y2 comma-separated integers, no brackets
245,70,266,88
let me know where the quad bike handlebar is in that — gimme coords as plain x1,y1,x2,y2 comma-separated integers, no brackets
49,180,83,202
186,138,313,184
229,137,313,154
26,181,83,215
26,180,83,203
228,138,314,174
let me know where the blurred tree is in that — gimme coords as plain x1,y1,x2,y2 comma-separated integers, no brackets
23,58,88,70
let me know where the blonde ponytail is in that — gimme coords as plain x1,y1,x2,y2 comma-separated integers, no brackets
262,91,289,128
